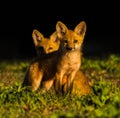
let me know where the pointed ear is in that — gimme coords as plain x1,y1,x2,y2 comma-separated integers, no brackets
74,21,87,37
32,29,44,47
50,32,59,42
56,21,68,38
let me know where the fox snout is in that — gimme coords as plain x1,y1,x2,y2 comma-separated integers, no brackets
66,46,75,51
64,42,76,51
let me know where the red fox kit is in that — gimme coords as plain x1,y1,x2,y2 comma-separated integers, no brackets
32,29,60,56
23,30,61,92
54,21,87,95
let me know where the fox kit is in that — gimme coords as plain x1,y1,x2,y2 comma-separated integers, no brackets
32,29,60,56
54,21,87,95
23,30,60,92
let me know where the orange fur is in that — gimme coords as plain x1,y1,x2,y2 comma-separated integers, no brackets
54,21,87,95
32,29,60,56
62,71,91,96
23,30,60,92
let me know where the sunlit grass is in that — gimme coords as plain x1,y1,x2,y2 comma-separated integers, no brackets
0,54,120,118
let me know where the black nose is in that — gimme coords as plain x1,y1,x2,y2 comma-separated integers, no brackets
66,47,73,50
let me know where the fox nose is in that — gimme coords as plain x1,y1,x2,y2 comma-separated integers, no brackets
66,46,73,50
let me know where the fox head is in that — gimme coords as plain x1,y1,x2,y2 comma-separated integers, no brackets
32,29,60,55
56,21,87,51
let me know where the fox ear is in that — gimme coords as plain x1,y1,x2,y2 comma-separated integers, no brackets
56,21,68,38
74,21,87,37
50,32,59,42
32,29,44,47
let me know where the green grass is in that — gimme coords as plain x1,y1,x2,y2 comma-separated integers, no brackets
0,54,120,118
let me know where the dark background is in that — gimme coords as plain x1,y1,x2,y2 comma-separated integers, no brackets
0,2,120,60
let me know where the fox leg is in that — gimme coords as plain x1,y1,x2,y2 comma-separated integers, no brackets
54,72,65,95
30,72,43,92
23,69,43,92
41,79,54,93
63,71,77,94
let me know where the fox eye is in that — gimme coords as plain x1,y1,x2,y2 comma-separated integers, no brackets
74,39,78,43
48,47,53,51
